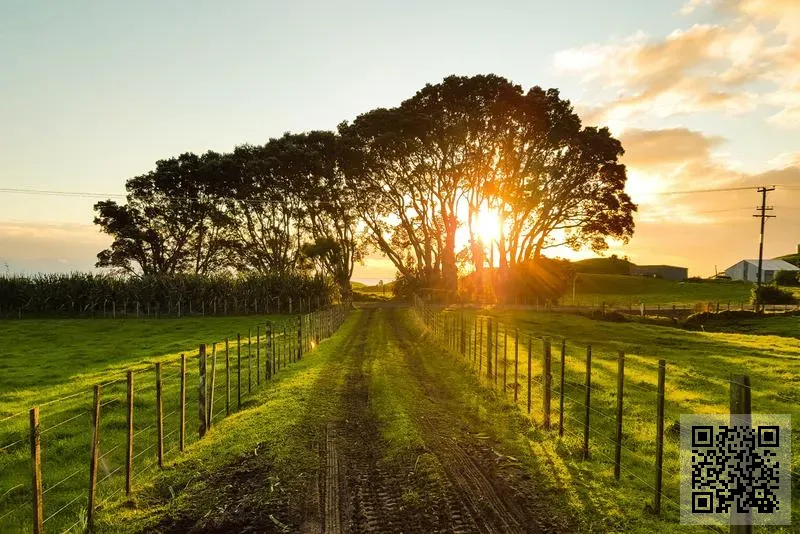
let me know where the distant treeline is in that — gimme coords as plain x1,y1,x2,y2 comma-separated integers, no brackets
0,272,336,318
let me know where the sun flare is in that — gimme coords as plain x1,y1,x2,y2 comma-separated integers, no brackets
475,207,501,242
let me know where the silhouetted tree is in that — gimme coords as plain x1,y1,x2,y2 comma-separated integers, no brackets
93,152,230,276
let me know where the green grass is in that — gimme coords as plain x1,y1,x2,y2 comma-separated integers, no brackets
697,315,800,338
0,314,311,533
571,273,754,306
95,311,359,532
431,306,800,532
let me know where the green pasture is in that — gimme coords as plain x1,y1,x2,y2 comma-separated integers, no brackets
430,306,800,532
0,314,304,533
571,273,754,306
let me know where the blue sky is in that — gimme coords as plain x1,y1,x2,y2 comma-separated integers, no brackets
1,0,798,280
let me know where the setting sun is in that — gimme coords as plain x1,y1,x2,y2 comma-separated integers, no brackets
475,207,501,243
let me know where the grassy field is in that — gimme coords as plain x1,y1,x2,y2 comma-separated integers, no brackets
571,273,755,306
0,314,312,533
431,305,800,531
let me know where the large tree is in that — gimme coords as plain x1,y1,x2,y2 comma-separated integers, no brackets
342,74,636,297
93,152,230,276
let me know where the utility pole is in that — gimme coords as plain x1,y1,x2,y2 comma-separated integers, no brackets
753,186,776,312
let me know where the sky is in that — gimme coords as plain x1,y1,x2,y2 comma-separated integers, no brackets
1,0,798,282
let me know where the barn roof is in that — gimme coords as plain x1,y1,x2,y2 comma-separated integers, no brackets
737,259,800,271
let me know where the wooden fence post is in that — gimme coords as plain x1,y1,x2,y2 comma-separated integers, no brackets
527,335,533,414
126,370,134,495
237,334,242,410
514,330,519,403
559,339,565,437
730,374,752,533
487,319,493,382
504,329,508,393
583,346,591,460
472,316,477,366
29,407,43,534
257,326,261,385
225,340,230,416
248,329,252,393
208,345,217,428
542,338,551,429
180,354,186,451
653,359,666,514
87,384,101,529
298,316,303,361
156,362,164,468
198,344,207,438
614,351,625,480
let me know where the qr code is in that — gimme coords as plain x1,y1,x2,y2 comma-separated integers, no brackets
680,414,792,526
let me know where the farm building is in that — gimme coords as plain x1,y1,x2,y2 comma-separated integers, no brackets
629,264,688,281
724,259,800,283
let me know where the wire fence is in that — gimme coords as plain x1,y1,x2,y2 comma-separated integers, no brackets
0,301,350,533
412,296,799,527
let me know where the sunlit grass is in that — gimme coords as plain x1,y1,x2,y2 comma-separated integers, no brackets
427,306,800,532
0,315,301,533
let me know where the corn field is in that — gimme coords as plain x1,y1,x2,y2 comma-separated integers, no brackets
0,272,337,318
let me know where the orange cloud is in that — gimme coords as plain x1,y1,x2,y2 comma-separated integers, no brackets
556,5,799,128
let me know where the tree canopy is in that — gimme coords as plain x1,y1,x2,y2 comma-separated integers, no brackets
94,74,636,302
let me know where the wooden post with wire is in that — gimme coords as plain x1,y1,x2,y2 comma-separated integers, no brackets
559,339,565,437
527,333,533,414
248,329,252,393
583,346,591,460
614,351,625,480
542,338,551,429
653,359,666,514
256,325,261,385
87,384,101,529
126,369,134,494
514,330,519,403
29,407,43,534
180,354,186,451
237,334,242,410
225,340,230,416
198,344,207,438
156,362,164,468
487,318,493,382
208,345,217,428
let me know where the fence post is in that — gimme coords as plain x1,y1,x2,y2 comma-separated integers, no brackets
487,319,493,382
87,384,101,529
199,344,207,438
298,316,303,361
180,354,186,451
155,362,164,468
460,311,466,356
472,316,477,366
503,329,508,392
126,370,134,495
730,374,752,533
527,335,533,414
208,345,217,428
653,359,666,514
583,346,591,460
29,407,43,534
237,334,242,410
542,338,551,428
248,329,252,393
225,340,230,416
257,326,261,386
514,330,519,403
614,351,625,480
559,339,565,437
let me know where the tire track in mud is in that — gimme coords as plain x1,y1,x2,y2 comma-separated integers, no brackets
321,308,421,533
386,308,549,534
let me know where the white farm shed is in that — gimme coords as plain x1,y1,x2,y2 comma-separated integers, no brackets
724,259,799,283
